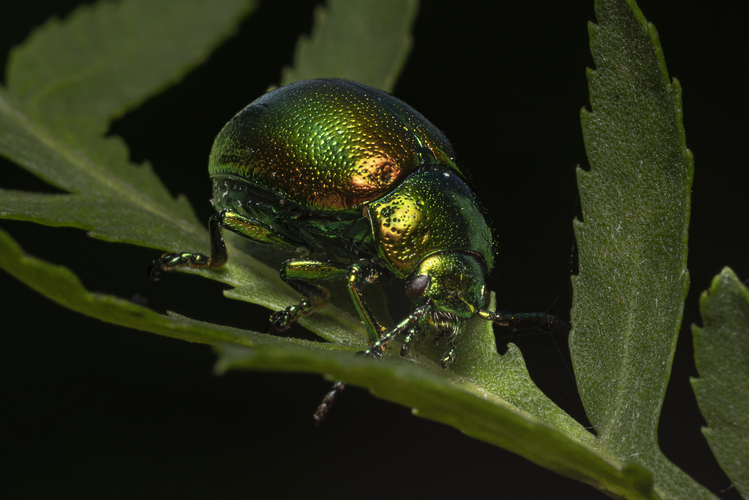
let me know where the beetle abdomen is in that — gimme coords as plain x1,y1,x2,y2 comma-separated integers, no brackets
208,79,459,211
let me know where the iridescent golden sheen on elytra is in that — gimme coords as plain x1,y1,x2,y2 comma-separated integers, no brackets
209,79,461,211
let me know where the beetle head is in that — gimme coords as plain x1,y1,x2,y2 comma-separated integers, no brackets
405,252,486,322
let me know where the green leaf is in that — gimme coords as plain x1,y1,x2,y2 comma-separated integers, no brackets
280,0,418,91
0,225,351,352
6,0,255,140
217,295,666,500
3,0,256,188
571,0,710,498
692,268,749,498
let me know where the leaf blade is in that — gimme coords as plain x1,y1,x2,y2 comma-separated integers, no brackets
692,268,749,498
280,0,418,91
0,226,306,348
7,0,257,139
573,0,692,449
571,0,713,498
217,340,658,500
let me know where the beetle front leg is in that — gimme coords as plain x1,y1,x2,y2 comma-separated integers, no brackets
362,304,431,360
399,325,422,357
313,302,431,425
346,262,434,360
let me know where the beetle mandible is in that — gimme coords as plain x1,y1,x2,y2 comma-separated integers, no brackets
150,79,558,421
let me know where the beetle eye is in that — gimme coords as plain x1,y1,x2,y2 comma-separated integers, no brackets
405,274,430,300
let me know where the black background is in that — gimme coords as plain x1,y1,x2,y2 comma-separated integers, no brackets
2,1,747,499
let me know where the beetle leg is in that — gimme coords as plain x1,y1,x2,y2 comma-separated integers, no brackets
399,325,421,357
345,261,394,348
440,343,457,368
149,211,226,279
362,304,431,359
149,209,297,279
269,259,347,331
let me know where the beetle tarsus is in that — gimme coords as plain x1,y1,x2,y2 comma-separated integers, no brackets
148,261,164,281
440,347,457,368
268,310,292,332
148,252,212,281
269,298,317,332
313,346,386,424
313,380,346,425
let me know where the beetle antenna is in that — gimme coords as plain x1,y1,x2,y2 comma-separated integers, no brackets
478,310,568,330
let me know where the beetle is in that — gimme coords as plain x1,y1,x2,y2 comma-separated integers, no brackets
150,79,558,420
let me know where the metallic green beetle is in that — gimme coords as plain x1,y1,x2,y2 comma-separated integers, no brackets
150,79,556,417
